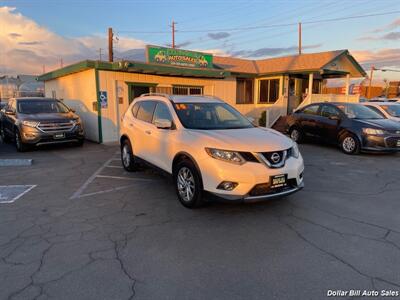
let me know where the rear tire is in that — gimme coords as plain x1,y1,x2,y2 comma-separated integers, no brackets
340,133,360,155
121,139,137,172
289,127,303,143
15,129,29,152
174,159,204,209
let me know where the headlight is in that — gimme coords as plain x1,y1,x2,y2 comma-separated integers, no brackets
22,120,39,128
363,128,384,135
291,142,300,158
205,148,245,165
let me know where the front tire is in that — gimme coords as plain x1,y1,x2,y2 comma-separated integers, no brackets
174,160,204,209
15,129,29,152
121,139,137,172
289,127,303,143
340,133,360,155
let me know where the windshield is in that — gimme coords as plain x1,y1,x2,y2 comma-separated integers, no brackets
336,103,384,120
17,100,70,114
173,102,254,130
380,105,400,117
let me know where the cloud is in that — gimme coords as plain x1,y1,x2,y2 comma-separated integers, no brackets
0,6,146,75
230,44,322,58
381,32,400,40
207,32,230,40
351,48,400,70
371,18,400,33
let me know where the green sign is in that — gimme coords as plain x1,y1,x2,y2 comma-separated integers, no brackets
146,45,213,69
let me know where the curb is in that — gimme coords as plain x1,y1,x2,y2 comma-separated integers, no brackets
0,159,33,166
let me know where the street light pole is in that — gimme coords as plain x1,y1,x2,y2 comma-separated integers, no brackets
367,65,374,99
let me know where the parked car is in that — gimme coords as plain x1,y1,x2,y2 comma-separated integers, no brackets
0,97,84,151
362,102,400,123
120,94,304,208
286,102,400,154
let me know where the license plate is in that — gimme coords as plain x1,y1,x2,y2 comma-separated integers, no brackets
53,133,65,139
397,140,400,147
270,174,287,189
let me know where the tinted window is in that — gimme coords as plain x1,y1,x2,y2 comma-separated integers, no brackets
336,103,383,119
131,102,140,117
136,101,156,123
381,105,400,117
153,102,172,123
302,105,319,115
17,100,69,114
320,105,340,118
173,102,253,130
365,105,386,117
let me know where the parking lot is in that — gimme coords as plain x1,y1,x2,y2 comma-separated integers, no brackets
1,141,400,300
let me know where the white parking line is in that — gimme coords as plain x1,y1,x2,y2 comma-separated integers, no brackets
105,165,124,169
96,175,156,181
0,185,37,204
70,152,119,199
70,152,158,199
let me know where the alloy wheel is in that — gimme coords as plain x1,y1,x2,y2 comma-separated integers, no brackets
342,136,356,153
290,129,299,142
177,167,195,202
122,144,131,167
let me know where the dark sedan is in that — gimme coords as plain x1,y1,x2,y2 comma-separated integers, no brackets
286,102,400,154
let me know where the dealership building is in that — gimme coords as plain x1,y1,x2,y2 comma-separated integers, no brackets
38,46,366,143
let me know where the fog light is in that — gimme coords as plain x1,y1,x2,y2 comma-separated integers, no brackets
23,132,37,139
217,181,238,191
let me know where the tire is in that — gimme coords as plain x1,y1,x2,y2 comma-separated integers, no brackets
0,124,10,143
174,159,204,208
76,139,84,147
14,129,29,152
289,127,303,143
121,139,137,172
340,133,360,155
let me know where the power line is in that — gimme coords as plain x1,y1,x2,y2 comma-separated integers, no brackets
117,10,400,34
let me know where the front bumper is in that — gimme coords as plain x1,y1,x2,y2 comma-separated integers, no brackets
19,125,85,145
198,153,305,201
361,134,400,152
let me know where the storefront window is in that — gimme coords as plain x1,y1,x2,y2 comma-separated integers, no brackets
172,85,203,95
236,79,254,104
259,79,280,104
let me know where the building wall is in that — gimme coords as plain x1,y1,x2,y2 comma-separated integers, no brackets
44,69,99,142
97,70,278,142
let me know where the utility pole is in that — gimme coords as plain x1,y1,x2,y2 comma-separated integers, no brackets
171,20,176,48
60,58,63,68
298,22,302,55
97,48,103,61
367,65,374,99
108,27,114,62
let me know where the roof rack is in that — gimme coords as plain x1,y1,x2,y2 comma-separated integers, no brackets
139,93,173,100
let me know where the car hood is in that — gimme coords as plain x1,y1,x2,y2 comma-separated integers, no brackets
19,112,77,121
354,118,400,131
187,127,293,152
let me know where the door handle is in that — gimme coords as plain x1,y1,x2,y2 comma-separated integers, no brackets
145,130,152,135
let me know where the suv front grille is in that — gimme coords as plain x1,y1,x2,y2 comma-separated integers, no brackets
260,150,286,167
37,121,74,133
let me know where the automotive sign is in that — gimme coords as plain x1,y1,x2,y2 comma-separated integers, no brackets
146,45,213,69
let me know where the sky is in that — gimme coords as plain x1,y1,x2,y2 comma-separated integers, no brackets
0,0,399,83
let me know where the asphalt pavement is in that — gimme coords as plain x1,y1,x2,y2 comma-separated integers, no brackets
0,140,400,300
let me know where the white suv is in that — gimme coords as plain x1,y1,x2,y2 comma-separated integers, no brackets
120,94,304,208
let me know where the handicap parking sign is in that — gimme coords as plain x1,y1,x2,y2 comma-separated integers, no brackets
99,91,108,108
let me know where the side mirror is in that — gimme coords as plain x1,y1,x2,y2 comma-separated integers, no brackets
329,115,340,121
154,118,172,129
5,110,15,116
